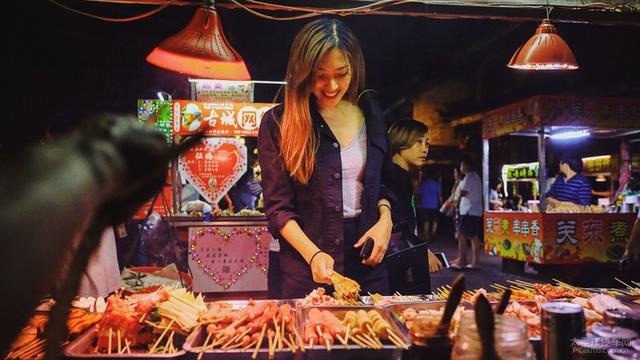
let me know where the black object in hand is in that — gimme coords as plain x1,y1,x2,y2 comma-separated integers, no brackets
360,237,374,259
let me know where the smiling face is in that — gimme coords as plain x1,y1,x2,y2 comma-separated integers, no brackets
313,47,352,110
400,133,430,169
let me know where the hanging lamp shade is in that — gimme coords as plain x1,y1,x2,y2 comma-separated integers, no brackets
146,6,250,80
507,19,578,71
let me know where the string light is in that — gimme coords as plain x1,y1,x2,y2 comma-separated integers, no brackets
189,226,268,290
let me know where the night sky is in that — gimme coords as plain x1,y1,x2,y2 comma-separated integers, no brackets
5,1,640,150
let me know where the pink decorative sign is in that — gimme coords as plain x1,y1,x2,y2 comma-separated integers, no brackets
189,226,269,290
178,138,247,205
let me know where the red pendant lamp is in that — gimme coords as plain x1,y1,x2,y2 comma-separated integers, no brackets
146,4,250,80
507,13,579,71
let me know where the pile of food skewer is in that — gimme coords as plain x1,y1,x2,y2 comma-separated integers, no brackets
303,308,408,350
93,286,206,355
196,300,304,360
614,278,640,297
331,272,362,305
6,300,105,359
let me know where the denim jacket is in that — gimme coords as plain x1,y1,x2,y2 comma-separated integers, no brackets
257,92,396,277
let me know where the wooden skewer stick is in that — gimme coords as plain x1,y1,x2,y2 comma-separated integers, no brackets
272,316,283,351
292,323,305,352
349,335,368,348
308,338,313,348
386,327,405,345
251,323,267,360
280,316,286,350
362,333,381,349
150,319,175,354
365,324,383,346
125,339,131,354
282,335,296,353
242,339,257,351
288,333,298,351
268,331,277,359
11,339,45,358
198,330,213,360
108,328,112,355
117,329,122,354
344,323,351,346
17,343,45,360
354,334,375,348
167,331,176,352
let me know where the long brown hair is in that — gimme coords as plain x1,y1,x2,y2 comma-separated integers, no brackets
280,18,365,184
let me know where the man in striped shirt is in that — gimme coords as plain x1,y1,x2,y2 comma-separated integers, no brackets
545,154,592,206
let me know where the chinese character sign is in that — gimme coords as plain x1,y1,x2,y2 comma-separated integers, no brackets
178,138,247,205
172,100,276,137
188,225,271,292
484,212,541,262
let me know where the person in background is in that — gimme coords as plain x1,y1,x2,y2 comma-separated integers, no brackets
387,119,443,273
231,162,262,211
258,18,395,298
451,156,483,270
488,177,504,211
545,153,592,206
416,168,442,242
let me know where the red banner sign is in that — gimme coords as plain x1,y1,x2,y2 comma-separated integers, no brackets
482,97,542,139
178,138,247,205
484,212,636,264
172,100,276,137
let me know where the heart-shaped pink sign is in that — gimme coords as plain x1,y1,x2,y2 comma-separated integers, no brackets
189,226,269,290
179,138,247,205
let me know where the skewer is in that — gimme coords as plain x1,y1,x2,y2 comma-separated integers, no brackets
292,323,305,352
288,333,298,352
117,329,122,354
308,338,313,348
281,316,286,346
108,328,112,355
354,334,376,348
274,316,283,351
9,339,45,359
125,339,131,354
363,333,382,349
198,330,213,360
242,339,257,351
350,335,368,348
139,313,147,323
251,323,267,360
615,277,634,290
282,335,296,353
150,318,175,353
268,330,276,358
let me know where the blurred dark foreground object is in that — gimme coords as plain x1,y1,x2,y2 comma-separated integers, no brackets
0,115,199,358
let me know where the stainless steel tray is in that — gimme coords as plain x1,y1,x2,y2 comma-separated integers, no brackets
183,299,304,359
63,324,186,359
300,305,411,351
359,294,435,306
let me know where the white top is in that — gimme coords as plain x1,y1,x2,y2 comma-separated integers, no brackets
341,123,367,218
456,171,483,216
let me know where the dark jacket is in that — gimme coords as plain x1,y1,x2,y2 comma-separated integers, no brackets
257,92,396,278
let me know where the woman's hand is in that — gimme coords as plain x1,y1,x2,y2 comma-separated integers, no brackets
354,217,392,266
427,250,443,273
309,252,334,284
